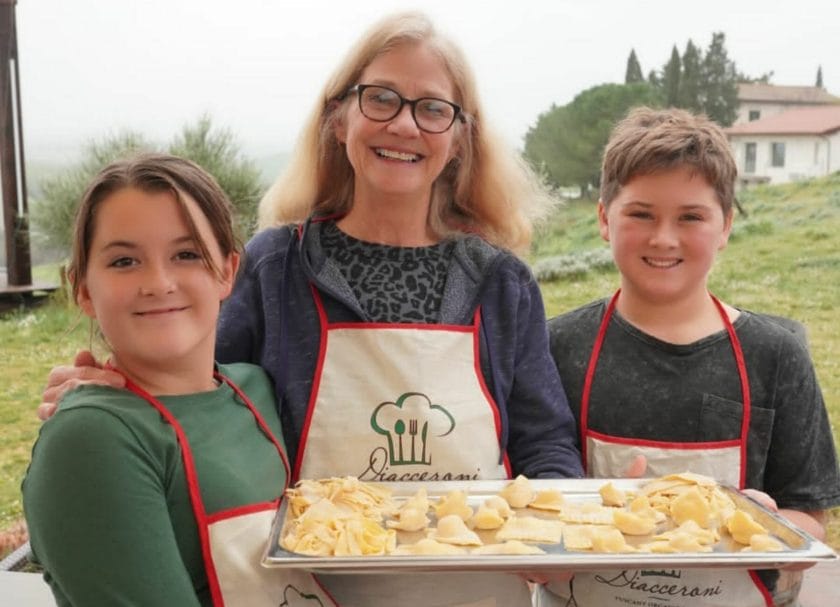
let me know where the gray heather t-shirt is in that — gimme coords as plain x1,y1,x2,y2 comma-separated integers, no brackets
320,221,454,323
548,298,840,512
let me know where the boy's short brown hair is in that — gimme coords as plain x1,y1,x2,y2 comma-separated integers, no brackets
600,107,737,214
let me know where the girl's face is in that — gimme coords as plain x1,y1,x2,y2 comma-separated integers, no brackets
335,42,461,209
77,187,238,371
599,167,733,307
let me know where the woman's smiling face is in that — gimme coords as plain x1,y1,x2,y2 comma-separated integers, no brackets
335,42,461,209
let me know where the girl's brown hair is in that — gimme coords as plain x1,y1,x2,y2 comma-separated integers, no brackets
600,107,738,214
68,153,239,303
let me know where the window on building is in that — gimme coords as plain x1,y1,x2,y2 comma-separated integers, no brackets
748,110,761,121
771,142,785,167
815,142,821,165
745,143,756,173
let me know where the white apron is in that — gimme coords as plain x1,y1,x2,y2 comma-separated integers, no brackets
125,373,336,607
540,291,776,607
292,287,532,607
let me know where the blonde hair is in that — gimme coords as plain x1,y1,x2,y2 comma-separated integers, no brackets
600,107,737,214
258,11,554,254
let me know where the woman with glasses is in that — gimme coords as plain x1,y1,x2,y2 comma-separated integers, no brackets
225,12,582,604
39,11,582,606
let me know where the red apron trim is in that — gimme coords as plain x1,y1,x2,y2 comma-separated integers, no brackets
121,375,223,606
327,321,475,331
206,499,281,525
588,429,741,450
118,368,290,607
580,290,751,488
312,573,340,605
471,307,512,478
294,285,332,481
748,570,774,607
579,291,620,472
298,286,511,480
710,294,752,489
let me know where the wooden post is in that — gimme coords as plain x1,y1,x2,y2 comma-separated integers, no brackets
0,0,32,287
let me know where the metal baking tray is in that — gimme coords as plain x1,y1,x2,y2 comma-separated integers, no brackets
261,478,837,572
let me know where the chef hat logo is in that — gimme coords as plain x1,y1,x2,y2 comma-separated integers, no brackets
278,583,324,606
370,392,455,466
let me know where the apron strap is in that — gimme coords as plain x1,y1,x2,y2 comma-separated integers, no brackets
580,290,751,486
119,369,292,607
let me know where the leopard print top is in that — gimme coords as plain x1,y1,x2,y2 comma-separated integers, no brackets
320,221,454,323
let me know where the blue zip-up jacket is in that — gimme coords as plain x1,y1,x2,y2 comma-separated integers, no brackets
216,217,583,479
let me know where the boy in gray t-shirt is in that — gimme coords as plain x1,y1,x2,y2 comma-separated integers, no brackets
543,107,840,607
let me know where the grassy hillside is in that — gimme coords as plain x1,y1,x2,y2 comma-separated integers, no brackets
1,173,838,554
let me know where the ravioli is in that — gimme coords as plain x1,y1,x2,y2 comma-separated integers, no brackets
386,506,430,531
613,509,656,536
726,510,768,545
599,482,627,507
669,486,714,528
589,526,636,553
434,490,474,521
484,495,514,519
499,474,536,508
428,514,483,546
558,502,617,525
469,504,506,530
495,515,564,544
529,488,567,511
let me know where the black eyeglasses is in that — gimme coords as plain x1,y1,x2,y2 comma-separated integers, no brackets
344,84,464,134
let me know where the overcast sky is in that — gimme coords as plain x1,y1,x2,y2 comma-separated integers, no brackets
15,0,840,164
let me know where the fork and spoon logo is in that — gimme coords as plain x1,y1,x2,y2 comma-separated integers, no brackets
370,392,455,466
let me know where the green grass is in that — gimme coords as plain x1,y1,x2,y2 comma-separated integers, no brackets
0,296,90,537
2,173,839,553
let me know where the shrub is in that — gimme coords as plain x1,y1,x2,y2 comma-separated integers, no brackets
30,116,264,256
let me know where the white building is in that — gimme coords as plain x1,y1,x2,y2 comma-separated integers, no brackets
735,83,840,125
725,106,840,186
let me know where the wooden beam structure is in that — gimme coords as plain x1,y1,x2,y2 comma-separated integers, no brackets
0,0,32,287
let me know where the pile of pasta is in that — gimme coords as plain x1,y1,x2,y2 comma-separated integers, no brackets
279,473,786,557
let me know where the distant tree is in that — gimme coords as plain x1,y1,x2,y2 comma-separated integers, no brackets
662,45,682,107
169,115,264,238
739,71,773,84
524,82,662,196
625,49,644,83
678,40,703,113
31,116,264,254
816,65,824,88
31,132,153,252
701,32,739,126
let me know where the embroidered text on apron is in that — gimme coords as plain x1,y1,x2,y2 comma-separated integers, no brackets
546,290,773,607
291,286,533,607
295,286,511,482
124,372,335,607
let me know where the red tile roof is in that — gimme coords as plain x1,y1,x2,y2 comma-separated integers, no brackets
725,106,840,136
738,83,840,104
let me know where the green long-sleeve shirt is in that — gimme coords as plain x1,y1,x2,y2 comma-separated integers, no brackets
23,362,286,607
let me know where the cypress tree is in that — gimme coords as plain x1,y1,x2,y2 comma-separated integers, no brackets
662,45,682,107
625,49,644,83
701,32,739,126
679,40,703,113
816,65,824,88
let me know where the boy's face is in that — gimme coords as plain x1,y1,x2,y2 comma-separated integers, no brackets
598,167,733,307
